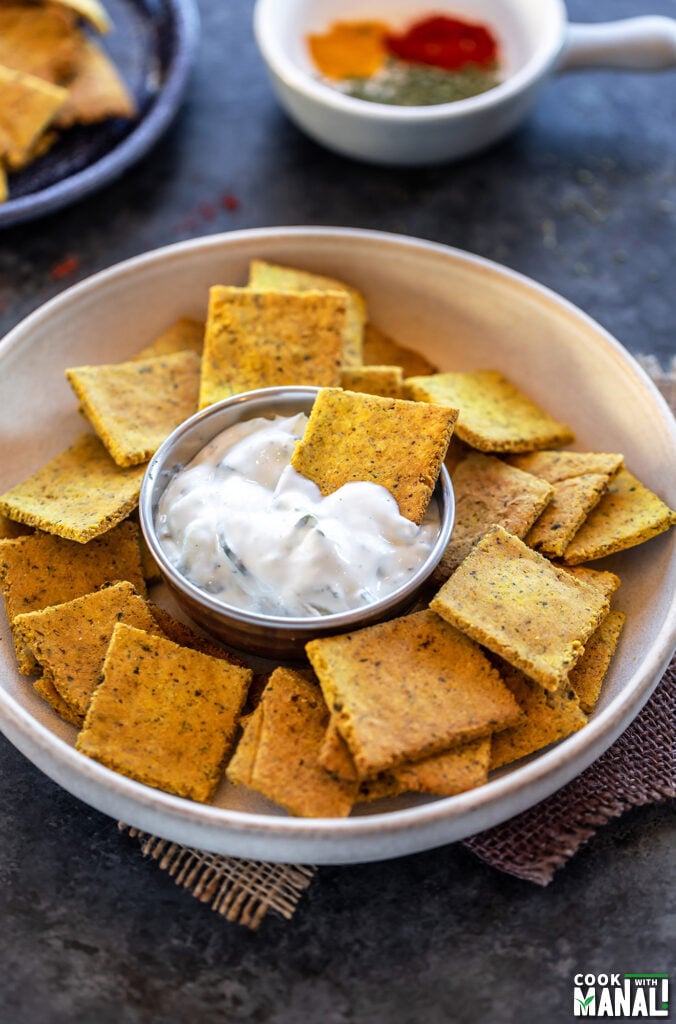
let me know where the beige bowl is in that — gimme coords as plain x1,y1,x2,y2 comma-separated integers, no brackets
139,385,455,660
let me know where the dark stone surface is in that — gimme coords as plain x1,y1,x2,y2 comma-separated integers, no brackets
0,1,674,1021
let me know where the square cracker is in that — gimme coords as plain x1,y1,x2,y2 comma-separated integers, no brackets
13,580,159,719
567,609,626,714
77,622,252,803
248,259,366,367
339,364,403,399
489,662,588,770
363,322,436,378
430,526,610,690
404,371,574,452
199,287,346,408
0,4,81,82
66,350,201,468
0,432,146,542
0,64,67,170
562,467,676,564
133,317,205,361
0,520,145,673
54,37,136,128
291,387,457,524
508,450,623,483
34,669,83,727
227,667,355,817
433,452,554,581
306,609,522,779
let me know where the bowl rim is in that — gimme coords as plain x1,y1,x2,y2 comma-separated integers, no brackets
139,384,455,632
253,0,568,120
0,225,674,864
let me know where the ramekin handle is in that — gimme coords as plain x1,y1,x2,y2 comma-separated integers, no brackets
558,16,676,72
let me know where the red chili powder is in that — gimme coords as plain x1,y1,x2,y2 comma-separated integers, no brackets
220,193,240,211
49,255,80,280
386,15,498,71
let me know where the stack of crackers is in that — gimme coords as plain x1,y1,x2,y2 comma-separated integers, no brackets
0,259,674,815
0,0,136,202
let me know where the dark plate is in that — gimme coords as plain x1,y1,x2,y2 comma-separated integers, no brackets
0,0,199,228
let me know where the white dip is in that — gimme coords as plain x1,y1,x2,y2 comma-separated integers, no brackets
156,413,441,617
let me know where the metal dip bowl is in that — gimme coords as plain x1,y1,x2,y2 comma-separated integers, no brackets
139,385,455,660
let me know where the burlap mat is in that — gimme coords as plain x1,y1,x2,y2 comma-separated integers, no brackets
120,356,676,928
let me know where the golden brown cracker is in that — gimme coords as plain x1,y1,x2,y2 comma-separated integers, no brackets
133,317,205,361
226,667,355,817
291,387,457,524
561,565,621,601
50,0,112,33
248,259,366,367
404,371,574,452
563,468,676,564
568,609,626,714
54,37,136,128
77,622,252,802
339,364,403,399
199,287,346,408
0,432,146,542
146,603,247,668
306,609,522,779
66,351,201,468
14,580,159,717
434,453,553,581
0,520,145,673
0,63,66,169
363,322,436,378
489,663,588,770
0,513,31,540
525,473,610,559
508,450,623,483
430,526,610,691
0,4,81,82
34,670,83,727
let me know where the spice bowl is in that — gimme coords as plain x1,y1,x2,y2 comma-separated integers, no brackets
139,385,455,661
253,0,676,165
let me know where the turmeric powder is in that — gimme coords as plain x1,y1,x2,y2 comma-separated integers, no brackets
307,21,388,80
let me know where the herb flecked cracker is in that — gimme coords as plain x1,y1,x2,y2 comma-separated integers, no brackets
430,526,610,691
404,370,575,452
199,287,347,408
13,580,160,720
66,350,201,468
248,259,366,367
562,467,676,564
291,388,457,524
133,317,205,361
0,63,67,170
362,322,436,378
0,4,81,83
339,364,403,399
53,38,136,129
306,609,522,779
0,520,145,673
0,433,145,542
434,452,554,580
568,609,626,715
227,667,355,817
77,622,252,803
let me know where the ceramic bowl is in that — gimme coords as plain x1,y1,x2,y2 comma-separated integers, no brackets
0,227,674,864
253,0,676,165
139,386,455,660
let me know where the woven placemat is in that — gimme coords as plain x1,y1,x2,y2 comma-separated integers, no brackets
121,356,675,928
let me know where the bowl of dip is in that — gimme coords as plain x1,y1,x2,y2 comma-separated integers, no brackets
254,0,676,165
140,385,455,659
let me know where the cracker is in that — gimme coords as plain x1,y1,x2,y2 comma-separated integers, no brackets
433,453,553,581
77,623,251,802
0,63,67,170
524,473,611,558
568,609,626,714
54,37,136,128
66,351,201,468
50,0,112,33
561,565,621,601
248,259,366,366
291,388,457,524
0,432,145,542
339,364,403,399
0,4,81,82
562,467,676,564
0,513,31,540
306,609,522,779
0,520,145,673
430,526,610,690
508,450,623,482
404,371,575,452
13,580,159,718
34,670,83,727
489,663,588,770
146,603,247,668
363,322,436,378
0,163,7,204
226,667,355,817
133,317,205,361
199,287,346,408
